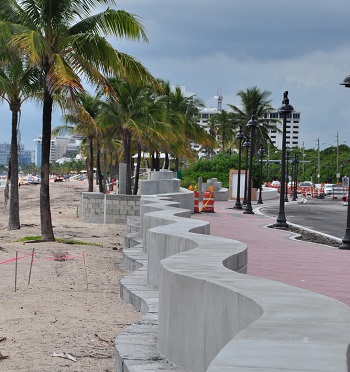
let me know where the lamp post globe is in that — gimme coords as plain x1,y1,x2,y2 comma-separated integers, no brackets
273,91,294,228
243,114,259,214
234,125,245,209
338,76,350,249
242,136,250,208
257,144,265,204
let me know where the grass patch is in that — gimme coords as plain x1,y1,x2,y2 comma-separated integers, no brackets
16,236,102,247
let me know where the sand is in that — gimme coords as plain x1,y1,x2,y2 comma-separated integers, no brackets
0,180,140,371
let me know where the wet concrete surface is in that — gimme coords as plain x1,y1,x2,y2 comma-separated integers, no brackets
260,196,348,239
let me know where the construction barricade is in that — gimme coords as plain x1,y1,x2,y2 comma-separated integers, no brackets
312,188,318,199
202,188,215,212
194,190,200,213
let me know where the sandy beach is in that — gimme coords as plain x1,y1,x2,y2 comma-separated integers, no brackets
0,181,140,371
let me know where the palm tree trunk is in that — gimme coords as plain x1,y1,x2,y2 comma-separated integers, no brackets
8,105,20,229
96,145,103,193
164,152,169,169
40,86,55,241
88,135,94,192
133,143,142,195
123,128,132,195
103,150,107,193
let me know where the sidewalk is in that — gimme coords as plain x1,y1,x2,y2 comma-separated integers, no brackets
191,198,350,307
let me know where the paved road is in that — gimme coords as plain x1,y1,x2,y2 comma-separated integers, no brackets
260,196,348,239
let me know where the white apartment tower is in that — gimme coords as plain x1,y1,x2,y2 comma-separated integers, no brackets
266,110,301,149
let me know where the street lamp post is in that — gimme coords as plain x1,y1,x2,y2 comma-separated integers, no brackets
257,144,265,204
292,154,299,201
285,151,290,202
234,125,245,209
242,136,250,208
266,160,270,183
338,75,350,249
273,91,294,228
243,114,259,214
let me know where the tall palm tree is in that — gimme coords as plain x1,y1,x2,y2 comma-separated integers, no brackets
98,78,169,194
208,109,237,153
0,48,39,230
54,92,103,192
158,81,212,171
228,86,279,152
0,0,155,240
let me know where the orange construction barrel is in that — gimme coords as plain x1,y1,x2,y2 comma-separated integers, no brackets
194,190,200,213
202,190,215,212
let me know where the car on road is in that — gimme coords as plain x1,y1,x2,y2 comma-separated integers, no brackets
324,184,335,196
299,181,313,188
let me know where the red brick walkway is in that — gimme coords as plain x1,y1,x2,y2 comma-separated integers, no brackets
192,200,350,307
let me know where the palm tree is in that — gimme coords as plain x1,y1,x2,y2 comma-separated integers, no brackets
0,0,155,240
228,86,279,152
0,48,39,230
208,109,237,153
158,81,212,171
55,92,103,192
98,78,169,194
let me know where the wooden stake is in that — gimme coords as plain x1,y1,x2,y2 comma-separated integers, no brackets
15,251,18,292
83,252,88,291
28,248,35,285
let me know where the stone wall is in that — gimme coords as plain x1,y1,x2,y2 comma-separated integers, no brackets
116,195,350,372
80,192,140,224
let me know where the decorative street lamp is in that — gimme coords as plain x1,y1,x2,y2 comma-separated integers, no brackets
285,151,290,202
273,91,294,228
292,154,299,201
234,126,245,209
266,160,270,183
257,144,265,204
339,75,350,249
242,136,250,208
243,114,259,214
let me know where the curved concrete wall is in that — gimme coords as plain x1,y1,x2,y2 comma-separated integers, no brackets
118,196,350,372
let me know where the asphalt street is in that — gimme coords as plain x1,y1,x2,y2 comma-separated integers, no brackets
260,196,348,239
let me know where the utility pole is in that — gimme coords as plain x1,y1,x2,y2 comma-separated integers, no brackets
336,131,340,184
317,137,320,185
302,141,305,181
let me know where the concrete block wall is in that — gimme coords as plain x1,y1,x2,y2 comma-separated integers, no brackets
117,196,350,372
80,192,140,223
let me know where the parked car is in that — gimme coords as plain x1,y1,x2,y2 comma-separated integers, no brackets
271,180,280,187
299,181,313,188
324,184,335,195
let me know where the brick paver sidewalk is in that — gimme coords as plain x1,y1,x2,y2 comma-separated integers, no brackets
192,200,350,307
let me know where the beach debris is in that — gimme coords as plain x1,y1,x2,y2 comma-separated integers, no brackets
53,252,68,261
0,351,9,360
51,352,76,362
0,337,6,343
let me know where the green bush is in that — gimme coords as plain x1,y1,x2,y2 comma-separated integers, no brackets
181,153,261,189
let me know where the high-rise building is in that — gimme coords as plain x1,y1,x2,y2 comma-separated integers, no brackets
0,143,11,165
265,110,301,149
34,135,82,166
34,136,56,166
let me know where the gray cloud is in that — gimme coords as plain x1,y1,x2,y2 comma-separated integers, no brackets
2,0,350,151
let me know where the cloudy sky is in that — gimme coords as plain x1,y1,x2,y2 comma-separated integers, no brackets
1,0,350,151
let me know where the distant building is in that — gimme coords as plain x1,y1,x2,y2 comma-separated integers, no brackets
34,136,56,166
265,110,301,149
0,143,11,165
34,135,82,166
0,143,34,166
19,150,34,166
